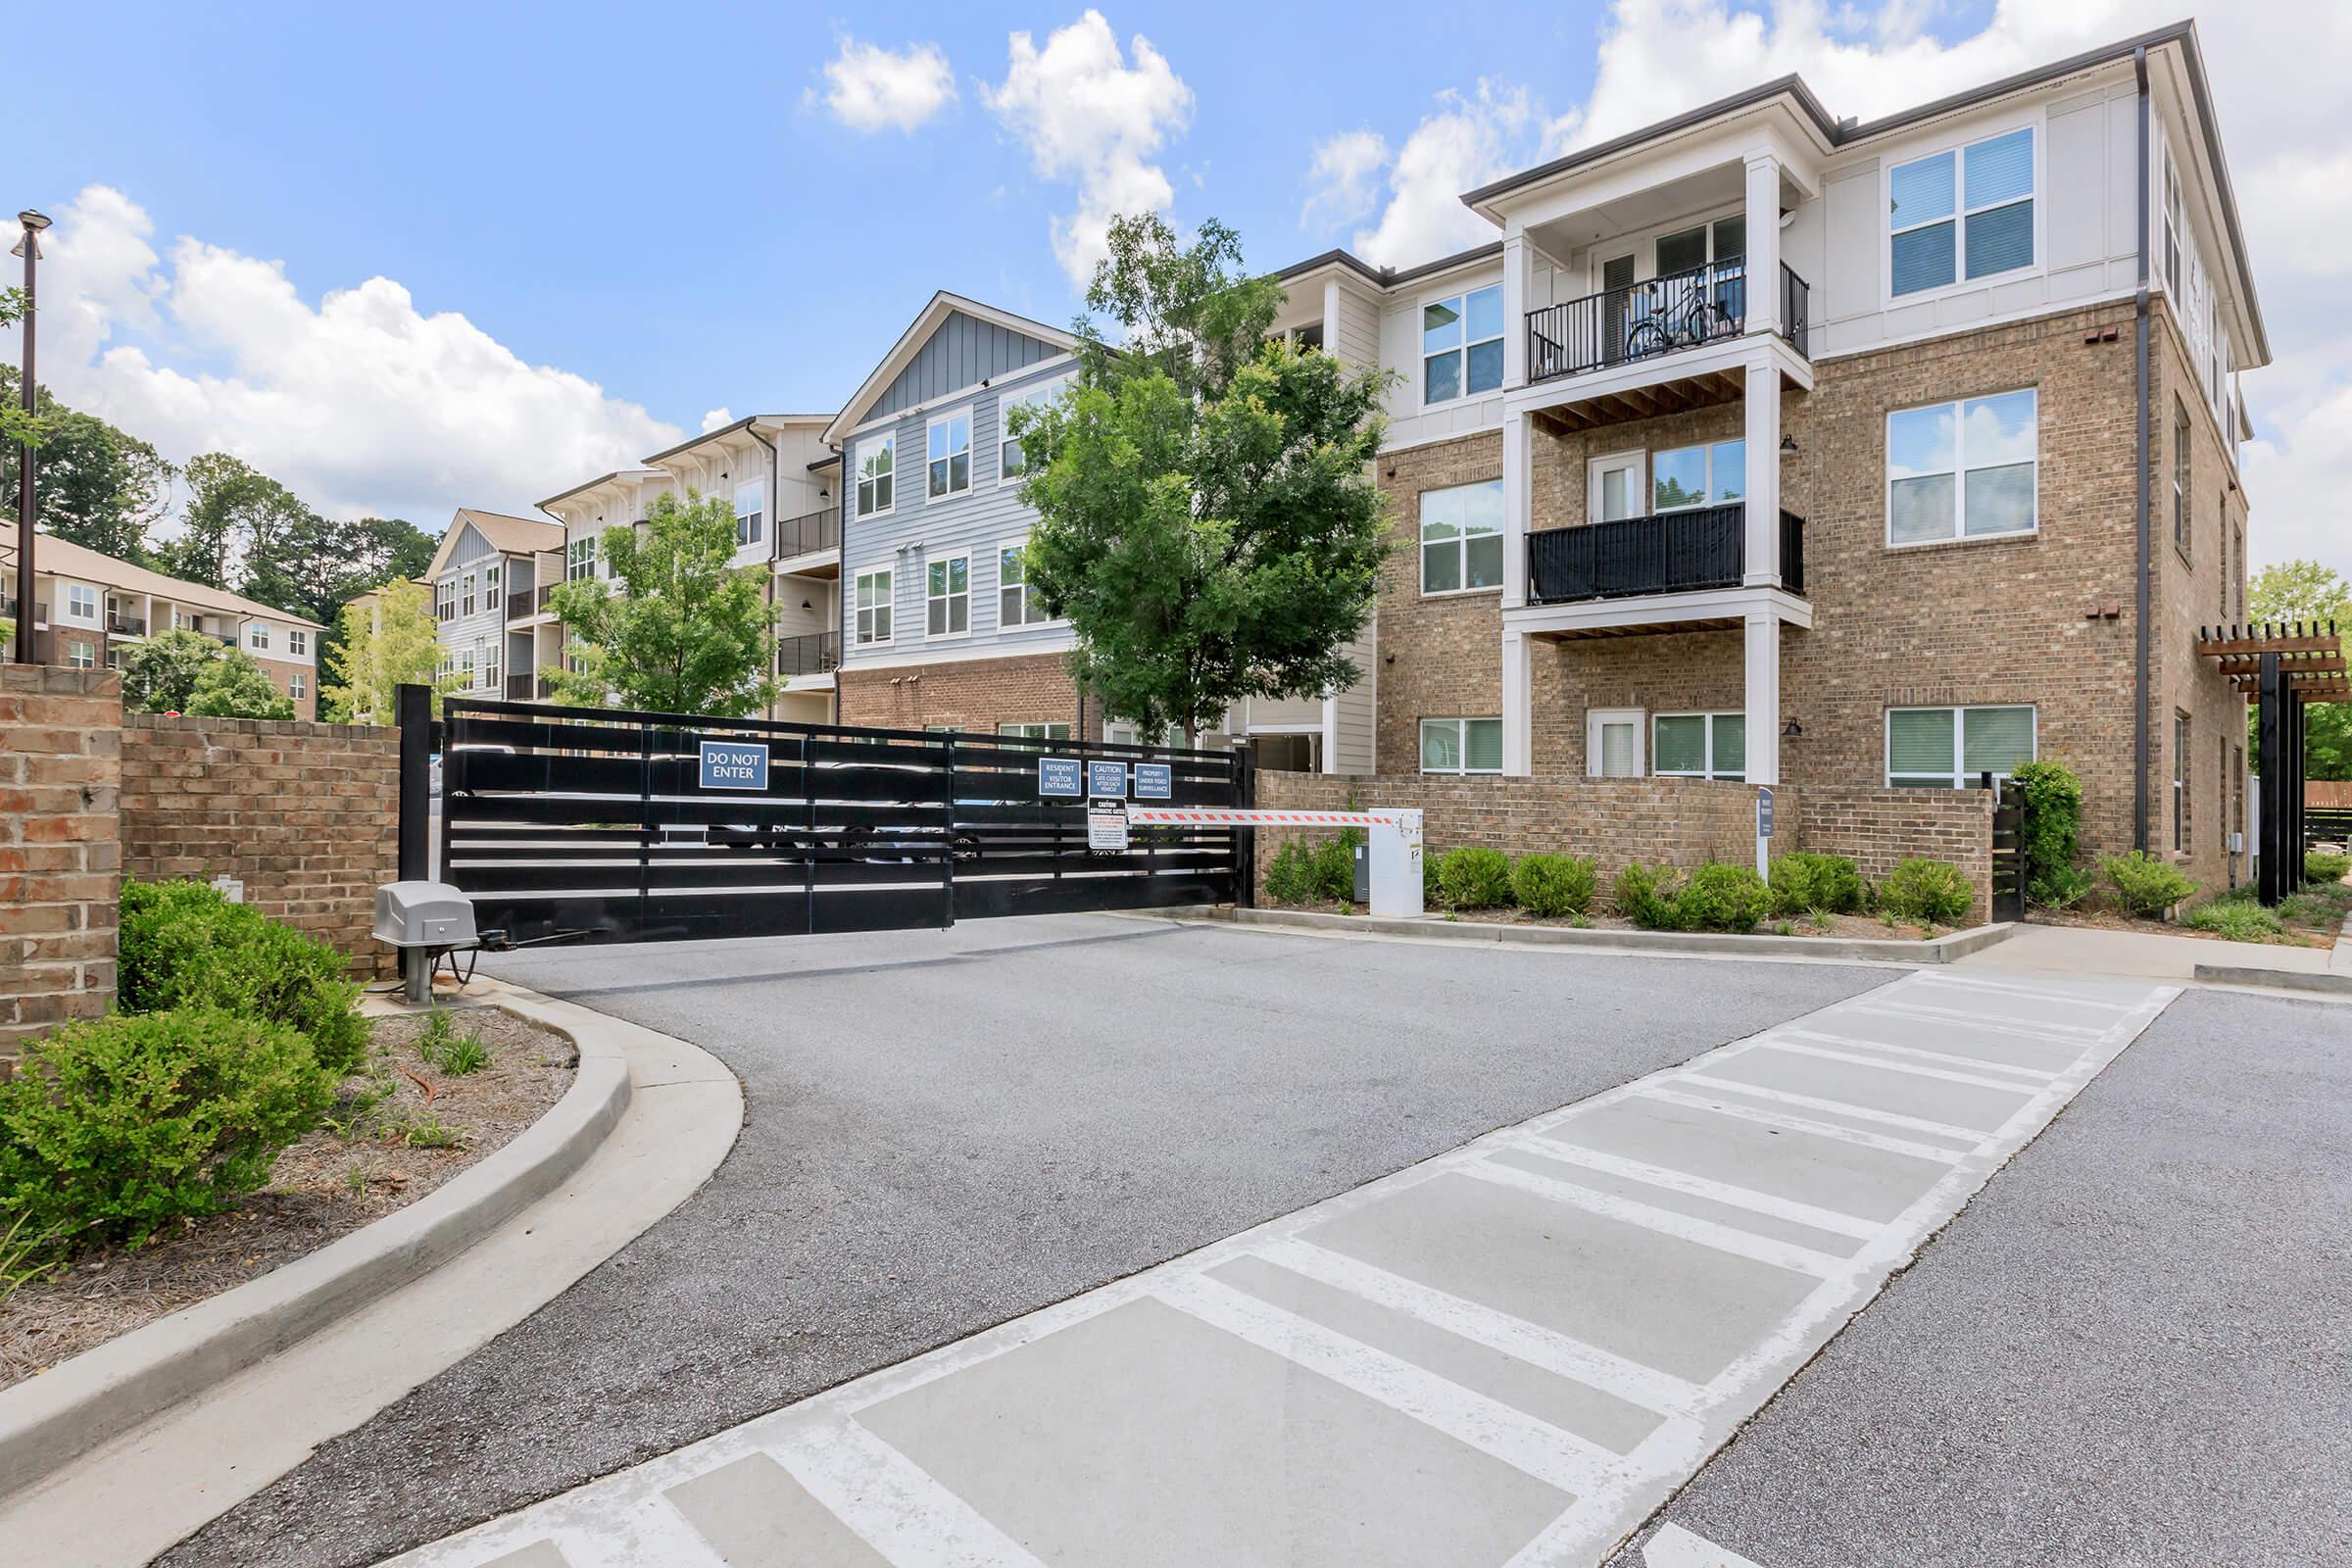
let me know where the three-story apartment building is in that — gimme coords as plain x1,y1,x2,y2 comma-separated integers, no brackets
1278,22,2257,891
423,509,565,703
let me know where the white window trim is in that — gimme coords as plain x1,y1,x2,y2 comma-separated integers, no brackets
1586,708,1645,778
1419,716,1503,775
1881,109,2045,309
1588,450,1646,523
924,408,973,504
1417,478,1506,600
998,374,1072,488
1586,203,1748,291
67,638,96,669
249,623,271,652
289,671,307,701
857,432,897,520
854,567,895,648
997,536,1062,630
1648,439,1746,515
1417,281,1505,413
288,629,309,657
925,552,972,642
733,480,765,549
1650,710,1746,781
1884,704,2038,789
998,721,1073,741
64,584,99,622
1884,388,2040,549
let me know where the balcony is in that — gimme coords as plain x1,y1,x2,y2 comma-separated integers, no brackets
772,507,841,563
1527,261,1809,385
507,587,534,620
505,673,533,701
777,630,841,678
107,611,146,636
1527,504,1805,606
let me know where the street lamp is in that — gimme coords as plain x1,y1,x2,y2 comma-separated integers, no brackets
10,209,47,666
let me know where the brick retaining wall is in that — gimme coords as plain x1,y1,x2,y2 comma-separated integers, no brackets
0,667,123,1059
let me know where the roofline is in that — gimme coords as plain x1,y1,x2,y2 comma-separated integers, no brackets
639,413,831,467
821,290,1084,448
534,467,662,511
1461,74,1838,208
1271,240,1505,294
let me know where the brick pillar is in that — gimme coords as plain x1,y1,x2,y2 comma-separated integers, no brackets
1,666,124,1061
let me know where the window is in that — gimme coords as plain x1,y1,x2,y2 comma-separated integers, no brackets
461,571,475,616
250,622,271,652
2174,710,2190,853
2163,160,2182,295
2220,514,2230,615
105,646,123,670
1419,717,1502,774
459,646,476,688
1886,389,2037,544
999,377,1067,483
1589,710,1643,777
566,536,598,581
926,555,970,637
1652,712,1746,781
1889,125,2034,296
288,628,308,657
485,563,501,593
1419,479,1504,595
854,568,892,646
1887,705,2035,788
998,722,1073,741
926,411,971,500
481,639,500,692
1421,284,1503,405
1654,215,1746,277
999,541,1053,627
857,433,895,517
290,672,307,701
65,584,97,621
734,481,763,548
2174,400,2192,556
68,639,94,669
1650,440,1745,512
2232,524,2244,618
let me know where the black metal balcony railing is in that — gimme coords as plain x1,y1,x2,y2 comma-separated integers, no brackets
507,588,534,620
777,629,841,677
505,673,533,701
1780,262,1811,360
1527,503,1807,605
1526,259,1811,384
107,612,146,635
772,506,842,561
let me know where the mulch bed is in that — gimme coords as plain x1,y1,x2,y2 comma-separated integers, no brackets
0,1008,575,1390
2031,906,2334,947
1266,902,1939,942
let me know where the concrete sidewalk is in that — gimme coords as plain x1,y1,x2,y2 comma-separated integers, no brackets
381,967,2174,1568
1955,919,2337,983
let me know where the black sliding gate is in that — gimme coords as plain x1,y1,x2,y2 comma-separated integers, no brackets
435,698,1247,947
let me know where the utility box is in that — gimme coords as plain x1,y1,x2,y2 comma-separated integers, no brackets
1365,809,1423,918
1353,840,1370,903
373,881,478,951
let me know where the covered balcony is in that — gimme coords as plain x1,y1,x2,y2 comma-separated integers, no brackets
772,506,842,573
1527,260,1808,386
1528,505,1805,606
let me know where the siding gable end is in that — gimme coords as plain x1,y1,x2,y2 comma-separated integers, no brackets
873,312,1061,420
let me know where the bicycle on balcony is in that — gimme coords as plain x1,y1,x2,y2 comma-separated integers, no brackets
1621,272,1742,362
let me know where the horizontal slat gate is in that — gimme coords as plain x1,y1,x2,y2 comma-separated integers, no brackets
439,699,1241,946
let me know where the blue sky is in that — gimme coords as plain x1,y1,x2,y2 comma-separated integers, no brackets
14,1,2346,577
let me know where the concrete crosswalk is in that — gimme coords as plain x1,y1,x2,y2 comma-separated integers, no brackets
385,968,2175,1568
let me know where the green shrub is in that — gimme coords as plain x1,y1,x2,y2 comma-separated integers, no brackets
1768,852,1864,916
119,879,368,1076
1879,858,1974,925
1612,861,1685,930
1262,840,1317,905
2305,851,2351,885
0,1008,334,1248
1437,847,1514,910
2011,760,2091,907
1512,854,1597,918
1422,846,1443,908
2098,851,2198,919
1309,831,1361,905
2181,899,2286,943
1675,862,1772,933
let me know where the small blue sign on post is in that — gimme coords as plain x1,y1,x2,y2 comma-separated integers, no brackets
1755,785,1775,838
1088,759,1130,799
1132,762,1173,800
1038,758,1083,798
700,738,769,791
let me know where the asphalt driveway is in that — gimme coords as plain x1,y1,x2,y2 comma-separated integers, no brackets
166,913,1885,1567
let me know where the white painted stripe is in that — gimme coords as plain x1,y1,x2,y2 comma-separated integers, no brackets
1511,1141,1883,1240
1675,1073,1993,1143
1849,998,2105,1040
1643,1521,1770,1568
764,1419,1049,1568
1747,1038,2050,1095
1257,1238,1709,1419
543,1495,733,1568
1634,1085,1970,1163
1155,1273,1619,1498
1777,1027,2065,1081
1902,973,2138,1010
1462,1162,1845,1278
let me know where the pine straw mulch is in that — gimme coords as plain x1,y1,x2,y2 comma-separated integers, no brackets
1270,901,1942,942
0,1007,575,1390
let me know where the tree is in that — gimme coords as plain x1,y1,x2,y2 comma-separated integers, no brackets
0,370,173,563
119,628,232,713
544,491,777,716
0,288,37,454
1010,214,1393,742
2247,560,2352,779
184,648,296,719
322,579,452,722
161,453,318,597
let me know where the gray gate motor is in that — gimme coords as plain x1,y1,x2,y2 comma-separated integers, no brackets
373,881,480,1005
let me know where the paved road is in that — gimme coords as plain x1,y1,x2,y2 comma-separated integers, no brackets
1607,984,2352,1567
164,915,1885,1567
376,966,2173,1567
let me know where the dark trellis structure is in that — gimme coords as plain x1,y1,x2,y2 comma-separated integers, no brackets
2197,621,2345,905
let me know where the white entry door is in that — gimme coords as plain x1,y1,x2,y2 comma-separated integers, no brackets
1589,452,1645,523
1588,708,1645,777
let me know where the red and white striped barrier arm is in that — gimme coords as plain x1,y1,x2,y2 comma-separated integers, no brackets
1123,807,1410,828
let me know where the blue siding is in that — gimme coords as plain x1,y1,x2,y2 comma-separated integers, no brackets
872,312,1060,420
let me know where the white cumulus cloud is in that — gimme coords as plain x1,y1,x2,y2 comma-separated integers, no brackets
1341,82,1577,270
982,10,1194,287
815,37,957,134
21,185,680,527
1300,129,1391,232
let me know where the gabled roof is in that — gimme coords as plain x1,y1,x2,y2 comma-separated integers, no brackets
0,521,326,628
822,291,1082,448
642,414,831,468
1275,241,1503,291
534,467,664,513
422,509,564,580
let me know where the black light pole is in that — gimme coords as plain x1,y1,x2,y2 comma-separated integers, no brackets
11,209,47,666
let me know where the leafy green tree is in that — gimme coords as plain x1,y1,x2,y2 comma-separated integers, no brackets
544,490,777,717
1010,214,1392,742
161,453,317,597
322,579,452,722
0,370,172,563
2246,560,2352,779
0,288,37,454
184,647,296,719
120,628,233,713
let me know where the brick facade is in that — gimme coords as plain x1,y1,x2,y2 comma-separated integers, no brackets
1372,432,1506,775
837,651,1102,739
0,667,124,1060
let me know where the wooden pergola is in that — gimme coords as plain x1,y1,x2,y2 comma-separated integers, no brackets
2197,621,2345,903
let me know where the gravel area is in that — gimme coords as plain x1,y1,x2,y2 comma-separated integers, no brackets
1,1008,574,1389
1607,985,2352,1567
164,912,1884,1568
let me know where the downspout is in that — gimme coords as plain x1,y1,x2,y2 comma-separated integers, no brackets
746,422,781,716
2132,46,2153,852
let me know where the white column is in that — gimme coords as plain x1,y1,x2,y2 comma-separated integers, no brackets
1742,358,1781,588
1501,627,1534,777
1743,612,1781,787
1502,409,1531,610
1743,153,1782,339
1321,276,1343,364
1501,229,1529,388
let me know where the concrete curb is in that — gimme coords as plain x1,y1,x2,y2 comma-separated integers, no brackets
2191,963,2352,997
1192,905,2016,963
0,997,631,1499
